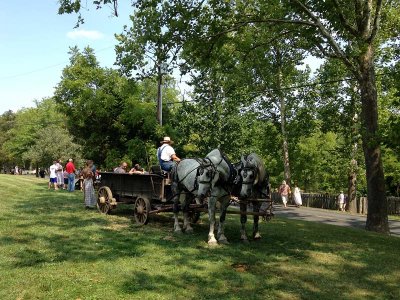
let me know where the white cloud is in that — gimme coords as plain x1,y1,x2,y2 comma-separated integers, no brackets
66,29,104,40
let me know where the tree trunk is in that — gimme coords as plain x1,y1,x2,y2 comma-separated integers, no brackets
347,110,358,213
276,48,291,185
347,170,357,213
359,45,389,233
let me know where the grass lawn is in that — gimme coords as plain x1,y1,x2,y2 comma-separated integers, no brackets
1,174,399,300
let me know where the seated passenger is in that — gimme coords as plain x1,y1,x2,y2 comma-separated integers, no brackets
114,162,128,173
129,163,145,174
157,136,181,172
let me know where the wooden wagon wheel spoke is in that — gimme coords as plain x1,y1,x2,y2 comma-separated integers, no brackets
97,186,113,214
134,197,151,225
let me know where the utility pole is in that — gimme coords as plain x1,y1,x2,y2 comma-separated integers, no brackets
156,62,168,126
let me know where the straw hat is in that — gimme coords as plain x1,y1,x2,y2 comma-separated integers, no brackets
160,136,173,144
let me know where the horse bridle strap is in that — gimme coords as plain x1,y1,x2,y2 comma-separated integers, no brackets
241,165,259,186
197,158,217,185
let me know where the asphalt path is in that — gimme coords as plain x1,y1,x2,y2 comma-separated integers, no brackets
273,204,400,237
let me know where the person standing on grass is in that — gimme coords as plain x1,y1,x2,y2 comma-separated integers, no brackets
279,180,291,208
82,160,96,209
48,160,58,190
65,158,76,192
63,169,69,189
55,160,64,190
338,191,345,212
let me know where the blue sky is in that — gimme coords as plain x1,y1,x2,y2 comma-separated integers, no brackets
0,0,133,114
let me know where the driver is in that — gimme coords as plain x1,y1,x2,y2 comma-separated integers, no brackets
157,136,181,172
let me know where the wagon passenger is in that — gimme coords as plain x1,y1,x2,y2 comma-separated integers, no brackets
114,162,128,173
129,163,145,174
157,136,181,172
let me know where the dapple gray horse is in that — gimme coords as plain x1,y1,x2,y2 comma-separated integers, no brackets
238,153,270,241
197,149,237,245
171,158,218,233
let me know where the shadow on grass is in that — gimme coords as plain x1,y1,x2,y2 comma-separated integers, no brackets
2,179,400,299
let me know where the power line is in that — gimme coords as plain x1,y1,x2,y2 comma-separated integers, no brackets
0,45,115,81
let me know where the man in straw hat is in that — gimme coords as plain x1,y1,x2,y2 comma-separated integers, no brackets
157,136,181,172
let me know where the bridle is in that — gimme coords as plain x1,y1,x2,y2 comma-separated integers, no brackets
197,158,218,186
240,164,258,187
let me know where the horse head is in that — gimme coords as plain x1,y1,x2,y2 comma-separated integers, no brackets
240,153,265,198
196,158,219,200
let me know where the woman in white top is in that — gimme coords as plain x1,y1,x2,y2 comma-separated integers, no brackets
293,184,302,208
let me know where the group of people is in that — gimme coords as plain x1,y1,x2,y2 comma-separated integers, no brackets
278,180,346,211
112,136,180,175
279,180,303,208
47,158,98,209
113,162,147,174
48,158,77,192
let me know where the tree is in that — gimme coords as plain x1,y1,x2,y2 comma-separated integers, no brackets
1,98,80,171
54,46,180,169
23,125,82,170
0,110,16,171
54,46,143,166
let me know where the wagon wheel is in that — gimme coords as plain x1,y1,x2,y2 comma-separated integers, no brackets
134,197,151,225
97,186,113,214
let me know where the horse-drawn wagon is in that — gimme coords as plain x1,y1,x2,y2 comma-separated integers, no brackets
96,168,201,225
96,151,274,244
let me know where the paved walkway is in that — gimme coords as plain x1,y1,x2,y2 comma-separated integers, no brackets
273,204,400,237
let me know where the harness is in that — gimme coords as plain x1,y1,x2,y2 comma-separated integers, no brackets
175,158,218,194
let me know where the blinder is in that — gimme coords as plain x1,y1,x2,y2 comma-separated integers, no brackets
197,158,218,186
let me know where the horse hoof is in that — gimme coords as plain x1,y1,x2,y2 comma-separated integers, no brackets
185,227,194,233
208,237,218,246
253,233,262,240
218,237,229,245
240,238,250,244
174,227,182,234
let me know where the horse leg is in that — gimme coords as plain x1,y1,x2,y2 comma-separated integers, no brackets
183,195,193,233
217,196,230,244
173,193,183,233
240,202,249,242
207,196,218,245
253,200,262,239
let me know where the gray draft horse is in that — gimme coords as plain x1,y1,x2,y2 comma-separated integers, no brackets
197,149,237,245
170,158,218,233
238,153,270,241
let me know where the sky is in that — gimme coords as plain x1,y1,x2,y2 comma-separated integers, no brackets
0,0,133,114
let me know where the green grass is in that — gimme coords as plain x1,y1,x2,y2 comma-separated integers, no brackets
1,174,400,300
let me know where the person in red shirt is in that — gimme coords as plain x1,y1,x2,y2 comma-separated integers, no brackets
65,158,76,192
